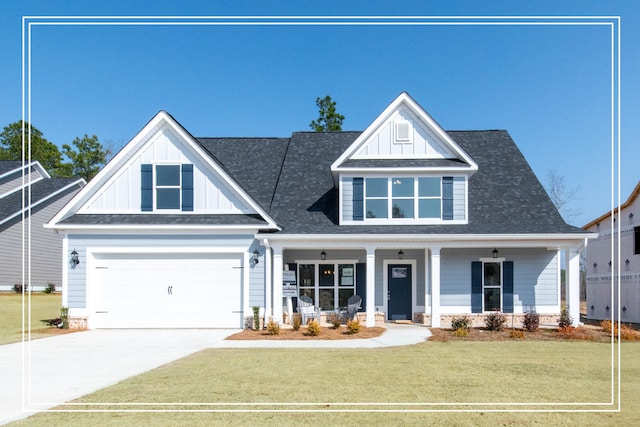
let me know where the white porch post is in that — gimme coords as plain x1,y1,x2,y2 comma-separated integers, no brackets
424,248,430,323
365,247,376,327
272,247,283,325
565,245,581,327
263,242,272,321
430,247,441,327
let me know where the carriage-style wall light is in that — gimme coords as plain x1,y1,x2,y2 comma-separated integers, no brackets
397,250,404,260
492,248,499,258
252,250,260,265
320,250,326,261
70,249,80,266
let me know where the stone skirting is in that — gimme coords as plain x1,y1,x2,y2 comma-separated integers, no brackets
267,311,386,328
68,316,88,330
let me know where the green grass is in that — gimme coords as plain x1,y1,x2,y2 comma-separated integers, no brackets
0,293,63,345
11,340,639,426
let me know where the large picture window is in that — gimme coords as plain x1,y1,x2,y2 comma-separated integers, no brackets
298,262,356,310
364,177,447,220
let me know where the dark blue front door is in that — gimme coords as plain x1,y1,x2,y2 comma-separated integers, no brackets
388,264,412,321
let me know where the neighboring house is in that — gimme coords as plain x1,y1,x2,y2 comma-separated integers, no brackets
584,181,640,324
0,160,85,292
46,93,593,329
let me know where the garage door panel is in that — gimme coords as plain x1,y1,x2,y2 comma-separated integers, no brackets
92,253,243,328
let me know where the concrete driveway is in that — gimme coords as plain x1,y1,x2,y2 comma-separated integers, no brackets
0,329,239,425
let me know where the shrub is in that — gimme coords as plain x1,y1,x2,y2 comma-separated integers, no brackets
43,283,56,294
453,327,469,337
266,319,280,335
329,314,342,329
307,319,320,336
292,315,301,331
60,307,69,329
485,310,506,331
346,318,360,334
450,316,470,332
557,325,591,340
13,284,28,293
558,305,573,328
522,309,540,332
252,306,260,330
601,320,639,341
509,329,525,339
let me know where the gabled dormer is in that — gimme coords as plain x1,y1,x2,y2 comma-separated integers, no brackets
332,93,477,225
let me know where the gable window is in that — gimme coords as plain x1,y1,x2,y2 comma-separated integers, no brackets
418,177,441,218
365,178,388,219
141,164,194,212
155,165,181,209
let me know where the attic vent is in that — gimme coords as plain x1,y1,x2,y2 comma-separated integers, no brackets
395,121,411,143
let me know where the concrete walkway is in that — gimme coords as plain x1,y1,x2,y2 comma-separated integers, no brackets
0,323,431,425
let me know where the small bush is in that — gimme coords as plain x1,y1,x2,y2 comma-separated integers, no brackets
557,325,591,340
346,318,360,334
252,306,261,330
453,327,469,337
13,284,28,293
450,316,470,332
60,306,69,329
509,329,525,339
558,305,573,328
292,315,301,331
601,320,639,341
43,283,56,294
485,310,506,331
307,319,320,336
329,314,342,329
266,319,280,335
522,309,540,332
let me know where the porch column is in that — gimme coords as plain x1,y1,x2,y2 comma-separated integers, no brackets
430,247,441,327
565,245,581,327
365,247,376,327
272,247,283,325
424,248,430,323
263,243,272,321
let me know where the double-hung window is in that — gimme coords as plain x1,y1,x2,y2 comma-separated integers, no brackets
483,262,502,311
363,177,447,220
155,165,181,210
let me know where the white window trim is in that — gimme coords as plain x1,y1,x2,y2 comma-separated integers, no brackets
154,163,181,212
296,259,358,311
480,257,505,312
394,120,412,144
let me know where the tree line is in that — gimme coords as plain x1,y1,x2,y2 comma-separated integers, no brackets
0,121,110,181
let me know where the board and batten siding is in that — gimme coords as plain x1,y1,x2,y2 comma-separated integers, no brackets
354,108,454,158
439,248,559,312
79,125,252,214
65,234,260,309
0,187,79,290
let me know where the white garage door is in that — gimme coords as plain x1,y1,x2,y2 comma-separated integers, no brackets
91,253,243,328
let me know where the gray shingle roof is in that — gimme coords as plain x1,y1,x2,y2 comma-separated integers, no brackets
58,214,269,226
338,158,470,168
0,161,23,175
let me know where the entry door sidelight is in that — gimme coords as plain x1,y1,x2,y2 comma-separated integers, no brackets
388,264,412,321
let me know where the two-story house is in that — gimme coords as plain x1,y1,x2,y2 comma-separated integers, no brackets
0,160,84,291
46,93,593,329
584,181,640,324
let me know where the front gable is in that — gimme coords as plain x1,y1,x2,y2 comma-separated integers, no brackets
48,112,278,230
332,93,476,225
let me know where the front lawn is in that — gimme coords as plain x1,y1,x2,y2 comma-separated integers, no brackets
13,340,638,426
0,293,67,345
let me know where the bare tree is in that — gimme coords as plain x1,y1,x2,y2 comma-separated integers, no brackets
545,169,581,223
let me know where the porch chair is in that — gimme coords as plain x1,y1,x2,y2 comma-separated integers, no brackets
297,295,318,324
346,294,362,320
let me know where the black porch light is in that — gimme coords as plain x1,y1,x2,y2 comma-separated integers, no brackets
320,250,326,261
492,248,499,258
70,249,80,266
397,250,404,260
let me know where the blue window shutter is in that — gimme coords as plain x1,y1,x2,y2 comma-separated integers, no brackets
356,263,366,311
442,176,453,220
141,164,153,212
181,164,194,211
352,177,364,221
503,261,514,313
471,261,482,313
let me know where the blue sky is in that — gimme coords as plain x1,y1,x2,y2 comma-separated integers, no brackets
1,1,638,227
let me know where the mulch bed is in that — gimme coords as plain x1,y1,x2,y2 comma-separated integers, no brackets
226,326,385,340
427,326,617,343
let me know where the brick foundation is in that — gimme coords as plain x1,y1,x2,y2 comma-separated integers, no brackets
68,317,88,330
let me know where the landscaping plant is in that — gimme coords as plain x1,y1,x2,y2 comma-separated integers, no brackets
306,319,320,336
558,305,573,328
522,308,540,332
346,318,360,334
266,319,280,335
329,314,342,329
252,306,260,330
292,315,301,331
485,310,506,331
451,315,470,337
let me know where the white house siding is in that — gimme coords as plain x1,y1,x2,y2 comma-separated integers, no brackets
585,192,640,322
355,109,454,159
79,125,251,214
65,234,260,311
248,243,266,308
341,177,353,222
0,188,78,291
440,248,559,313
